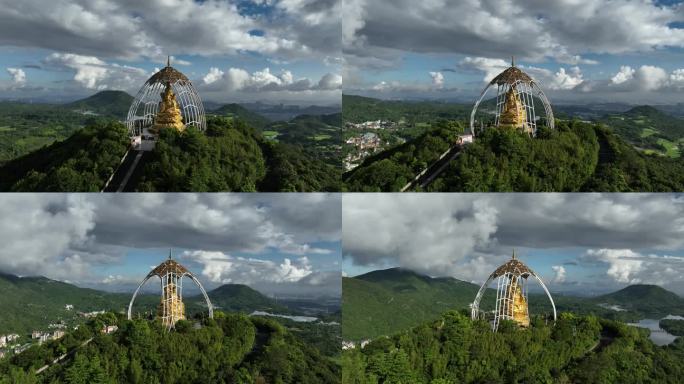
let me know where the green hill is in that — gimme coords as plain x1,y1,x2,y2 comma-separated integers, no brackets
206,284,290,314
344,120,684,192
263,113,342,166
64,90,134,118
343,268,684,341
212,103,271,130
0,117,342,192
341,310,684,384
594,284,684,316
0,311,339,384
600,105,684,158
0,272,306,336
342,268,481,340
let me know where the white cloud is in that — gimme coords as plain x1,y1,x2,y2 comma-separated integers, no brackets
581,249,684,286
429,71,444,88
201,66,341,92
44,52,148,90
551,265,566,283
6,67,26,84
549,67,583,90
182,250,313,285
0,0,330,60
343,194,684,285
611,65,635,85
202,67,224,85
459,57,509,83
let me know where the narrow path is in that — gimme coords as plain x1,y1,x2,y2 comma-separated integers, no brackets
35,337,94,375
116,151,144,192
401,144,463,192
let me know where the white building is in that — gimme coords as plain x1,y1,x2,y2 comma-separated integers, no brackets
65,304,74,310
102,325,118,334
0,336,6,347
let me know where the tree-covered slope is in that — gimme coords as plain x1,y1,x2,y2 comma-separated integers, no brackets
0,121,130,191
0,117,341,192
344,120,684,192
207,284,290,314
1,312,339,384
264,113,342,166
341,310,684,384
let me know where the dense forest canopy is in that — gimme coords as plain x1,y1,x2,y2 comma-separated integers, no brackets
1,311,340,384
342,310,684,384
0,117,342,192
344,120,684,192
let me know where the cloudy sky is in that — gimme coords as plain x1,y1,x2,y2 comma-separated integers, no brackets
343,194,684,296
0,0,341,105
0,194,341,298
344,0,684,104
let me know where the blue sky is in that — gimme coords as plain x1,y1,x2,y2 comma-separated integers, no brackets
343,194,684,296
0,0,341,105
343,0,684,104
0,194,342,298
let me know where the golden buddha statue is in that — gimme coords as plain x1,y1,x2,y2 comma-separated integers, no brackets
499,86,527,130
158,280,185,327
151,82,185,133
509,278,530,327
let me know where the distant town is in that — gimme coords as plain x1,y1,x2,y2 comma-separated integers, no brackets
0,304,109,360
344,120,401,171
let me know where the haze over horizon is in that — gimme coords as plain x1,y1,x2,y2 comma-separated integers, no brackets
342,194,684,296
0,194,342,298
343,0,684,105
0,0,342,106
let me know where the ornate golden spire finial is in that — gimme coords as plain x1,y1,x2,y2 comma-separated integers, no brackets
169,248,173,260
511,56,515,67
512,249,516,259
167,55,171,67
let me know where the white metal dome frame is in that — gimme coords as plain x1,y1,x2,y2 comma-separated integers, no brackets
128,255,213,331
469,58,554,137
126,58,206,137
471,252,556,331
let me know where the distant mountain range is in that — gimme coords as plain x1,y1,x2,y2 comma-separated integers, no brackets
343,267,684,340
0,271,288,335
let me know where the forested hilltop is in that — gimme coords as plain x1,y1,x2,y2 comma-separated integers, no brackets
341,310,684,384
0,117,341,192
1,312,340,384
343,120,684,192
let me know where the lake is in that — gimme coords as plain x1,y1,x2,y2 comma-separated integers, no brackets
627,315,683,346
249,311,318,322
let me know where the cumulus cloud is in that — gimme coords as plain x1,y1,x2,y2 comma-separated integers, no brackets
6,67,26,84
344,0,684,68
200,66,341,92
581,249,684,286
551,265,567,283
0,194,341,293
0,0,341,60
429,71,444,88
43,52,148,90
343,194,684,287
182,250,313,285
459,57,509,83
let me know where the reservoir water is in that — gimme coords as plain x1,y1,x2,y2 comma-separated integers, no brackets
627,315,683,346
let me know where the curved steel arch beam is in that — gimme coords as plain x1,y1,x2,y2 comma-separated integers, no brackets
471,274,495,320
533,82,555,130
469,84,493,136
532,273,557,321
127,273,156,320
185,272,214,318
